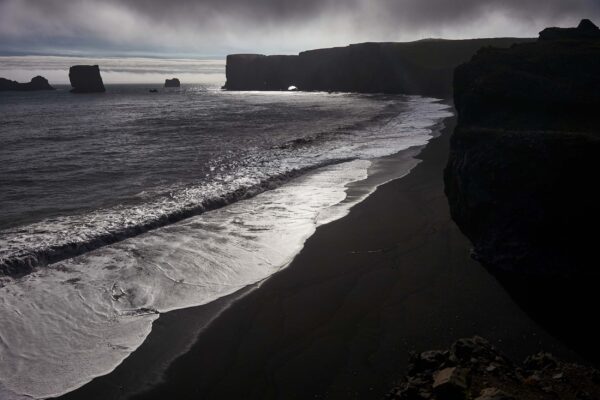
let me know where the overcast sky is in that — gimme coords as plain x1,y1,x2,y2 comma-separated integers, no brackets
1,0,599,56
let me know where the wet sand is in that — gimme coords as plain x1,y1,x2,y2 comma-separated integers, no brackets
59,112,576,400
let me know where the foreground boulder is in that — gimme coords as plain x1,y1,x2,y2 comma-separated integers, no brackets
444,20,600,362
386,337,600,400
0,76,54,91
69,65,105,93
164,78,180,88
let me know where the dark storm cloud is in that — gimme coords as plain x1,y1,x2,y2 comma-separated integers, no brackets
1,0,599,55
381,0,597,23
116,0,599,23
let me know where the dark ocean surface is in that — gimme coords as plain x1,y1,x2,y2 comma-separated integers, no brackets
0,84,450,399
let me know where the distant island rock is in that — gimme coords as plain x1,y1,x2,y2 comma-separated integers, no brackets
164,78,180,88
69,65,106,93
0,76,54,91
223,38,534,96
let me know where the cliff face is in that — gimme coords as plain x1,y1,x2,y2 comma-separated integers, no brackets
0,76,54,91
444,20,600,362
445,19,600,277
69,65,105,93
224,38,533,96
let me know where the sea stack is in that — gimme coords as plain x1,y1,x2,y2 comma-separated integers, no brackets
164,78,180,88
69,65,105,93
0,76,54,91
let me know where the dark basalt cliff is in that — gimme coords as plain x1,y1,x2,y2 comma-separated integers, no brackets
224,38,533,96
445,19,600,277
444,20,600,362
0,76,54,91
69,65,106,93
164,78,180,87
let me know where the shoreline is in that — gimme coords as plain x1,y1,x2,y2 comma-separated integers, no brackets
0,91,435,278
1,94,448,400
58,111,577,400
53,105,447,400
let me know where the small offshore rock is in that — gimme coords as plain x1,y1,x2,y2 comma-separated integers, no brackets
164,78,181,88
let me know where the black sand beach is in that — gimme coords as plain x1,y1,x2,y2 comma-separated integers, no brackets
58,112,577,400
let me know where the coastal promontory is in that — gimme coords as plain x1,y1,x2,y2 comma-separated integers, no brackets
0,76,54,91
69,65,106,93
224,38,533,97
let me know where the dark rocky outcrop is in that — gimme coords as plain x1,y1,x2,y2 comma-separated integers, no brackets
444,20,600,363
539,19,600,41
224,38,534,97
164,78,180,88
446,19,600,277
386,337,600,400
0,76,54,91
69,65,105,93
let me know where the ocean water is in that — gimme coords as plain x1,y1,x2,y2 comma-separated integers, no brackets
0,84,451,399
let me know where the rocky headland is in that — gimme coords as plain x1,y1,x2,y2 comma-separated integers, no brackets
444,20,600,361
224,38,533,97
0,76,54,91
69,65,106,93
387,336,600,400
